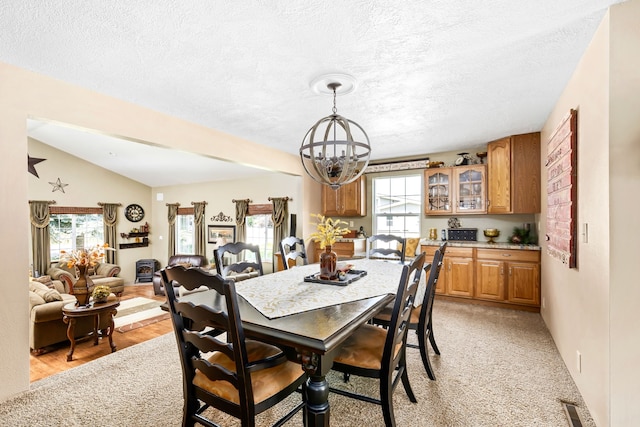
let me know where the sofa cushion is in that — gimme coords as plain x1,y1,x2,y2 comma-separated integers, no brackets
30,293,77,323
29,291,46,307
29,280,63,302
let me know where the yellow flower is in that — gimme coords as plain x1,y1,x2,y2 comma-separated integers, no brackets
309,214,349,249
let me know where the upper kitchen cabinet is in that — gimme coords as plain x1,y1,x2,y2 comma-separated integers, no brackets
487,132,541,214
425,165,487,215
321,175,366,217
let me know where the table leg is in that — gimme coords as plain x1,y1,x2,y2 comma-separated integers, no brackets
301,352,329,427
107,308,117,353
93,314,99,345
63,315,76,362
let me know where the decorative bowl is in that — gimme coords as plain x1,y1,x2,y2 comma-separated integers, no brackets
483,228,500,244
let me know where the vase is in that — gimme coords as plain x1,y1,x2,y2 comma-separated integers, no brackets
319,245,338,280
73,264,93,306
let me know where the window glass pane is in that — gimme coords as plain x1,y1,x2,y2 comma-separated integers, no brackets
245,214,273,261
50,214,103,262
176,214,194,254
372,175,421,238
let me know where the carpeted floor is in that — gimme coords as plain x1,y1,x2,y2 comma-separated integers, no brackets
0,300,595,426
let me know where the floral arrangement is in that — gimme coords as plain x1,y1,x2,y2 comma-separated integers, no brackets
60,243,112,268
309,214,349,249
92,285,111,301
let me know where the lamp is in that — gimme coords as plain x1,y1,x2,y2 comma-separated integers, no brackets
300,81,371,190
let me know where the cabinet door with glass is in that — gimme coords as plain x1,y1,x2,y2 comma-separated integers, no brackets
424,169,453,215
453,165,487,214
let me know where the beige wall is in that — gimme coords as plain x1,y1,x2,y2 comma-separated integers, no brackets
540,1,640,425
0,61,316,401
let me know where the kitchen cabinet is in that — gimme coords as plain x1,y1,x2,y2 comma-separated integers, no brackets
425,165,486,215
476,249,540,307
487,132,541,214
422,246,474,297
421,244,541,311
312,239,366,263
321,176,366,217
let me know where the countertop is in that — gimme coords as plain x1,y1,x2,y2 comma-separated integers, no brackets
420,240,541,251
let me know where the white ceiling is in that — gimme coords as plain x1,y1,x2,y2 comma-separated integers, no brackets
2,0,625,187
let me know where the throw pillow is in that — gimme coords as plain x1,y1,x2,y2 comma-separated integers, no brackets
34,275,54,288
176,262,193,268
404,238,420,258
29,280,63,302
29,291,46,307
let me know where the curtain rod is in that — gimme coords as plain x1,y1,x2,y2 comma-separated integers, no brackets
268,196,292,201
191,201,208,205
97,202,122,206
232,198,252,203
165,202,181,206
29,200,57,204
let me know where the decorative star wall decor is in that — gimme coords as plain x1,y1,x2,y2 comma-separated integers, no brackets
49,178,68,193
28,155,47,178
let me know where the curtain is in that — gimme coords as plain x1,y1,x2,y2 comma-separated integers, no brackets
234,199,249,243
193,201,207,256
167,203,180,257
101,203,119,264
29,200,54,277
271,198,289,264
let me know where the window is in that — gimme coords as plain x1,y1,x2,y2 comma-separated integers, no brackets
372,175,422,238
245,214,274,261
49,213,104,262
176,214,194,254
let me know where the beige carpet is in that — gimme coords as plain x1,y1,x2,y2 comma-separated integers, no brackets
0,300,595,426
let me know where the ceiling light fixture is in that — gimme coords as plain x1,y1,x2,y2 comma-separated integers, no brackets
300,79,371,190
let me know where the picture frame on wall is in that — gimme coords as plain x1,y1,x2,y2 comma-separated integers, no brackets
207,225,236,245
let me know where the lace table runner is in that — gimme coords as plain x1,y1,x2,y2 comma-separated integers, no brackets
234,259,412,319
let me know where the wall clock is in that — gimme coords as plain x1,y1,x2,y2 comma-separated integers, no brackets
125,204,145,222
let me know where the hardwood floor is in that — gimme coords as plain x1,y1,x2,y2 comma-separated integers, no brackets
30,284,173,383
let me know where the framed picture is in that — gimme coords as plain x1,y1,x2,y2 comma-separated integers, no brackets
208,225,236,245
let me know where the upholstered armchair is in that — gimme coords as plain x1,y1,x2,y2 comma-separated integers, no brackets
47,261,124,296
152,254,210,295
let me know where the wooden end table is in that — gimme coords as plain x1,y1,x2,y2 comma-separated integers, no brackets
62,299,120,362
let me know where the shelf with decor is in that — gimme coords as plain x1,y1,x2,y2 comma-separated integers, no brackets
119,223,150,249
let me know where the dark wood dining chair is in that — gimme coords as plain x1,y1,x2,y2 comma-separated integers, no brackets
329,252,426,427
214,242,264,280
367,234,406,263
372,241,447,380
161,265,306,427
279,236,308,270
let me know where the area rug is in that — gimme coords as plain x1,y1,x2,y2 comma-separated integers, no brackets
113,297,169,333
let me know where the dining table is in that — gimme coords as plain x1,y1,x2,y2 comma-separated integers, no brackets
177,258,408,426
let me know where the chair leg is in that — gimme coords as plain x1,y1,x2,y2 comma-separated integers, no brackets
419,332,436,381
380,373,397,427
399,353,417,403
428,326,441,355
343,372,350,383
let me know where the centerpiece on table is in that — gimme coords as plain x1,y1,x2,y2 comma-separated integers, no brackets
60,243,112,306
309,214,349,280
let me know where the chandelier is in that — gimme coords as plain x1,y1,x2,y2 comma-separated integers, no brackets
299,81,371,190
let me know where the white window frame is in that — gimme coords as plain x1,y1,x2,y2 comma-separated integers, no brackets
372,174,422,239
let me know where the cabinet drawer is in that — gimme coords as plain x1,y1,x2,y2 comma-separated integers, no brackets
445,247,474,258
476,249,539,262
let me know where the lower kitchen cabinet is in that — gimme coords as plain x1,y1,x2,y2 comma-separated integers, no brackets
421,244,541,311
476,249,540,307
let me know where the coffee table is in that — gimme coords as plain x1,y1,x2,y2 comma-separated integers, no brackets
62,299,120,362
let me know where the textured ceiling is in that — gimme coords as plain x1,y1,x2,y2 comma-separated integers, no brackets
1,0,625,186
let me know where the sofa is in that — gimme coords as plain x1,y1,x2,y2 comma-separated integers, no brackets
152,254,210,295
47,261,125,296
29,277,115,353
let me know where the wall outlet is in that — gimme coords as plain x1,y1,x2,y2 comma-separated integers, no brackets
576,351,582,373
349,220,355,227
542,297,546,309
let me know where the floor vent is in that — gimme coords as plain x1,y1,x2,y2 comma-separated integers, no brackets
561,400,583,427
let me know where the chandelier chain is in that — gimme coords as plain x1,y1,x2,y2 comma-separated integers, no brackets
332,86,337,115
